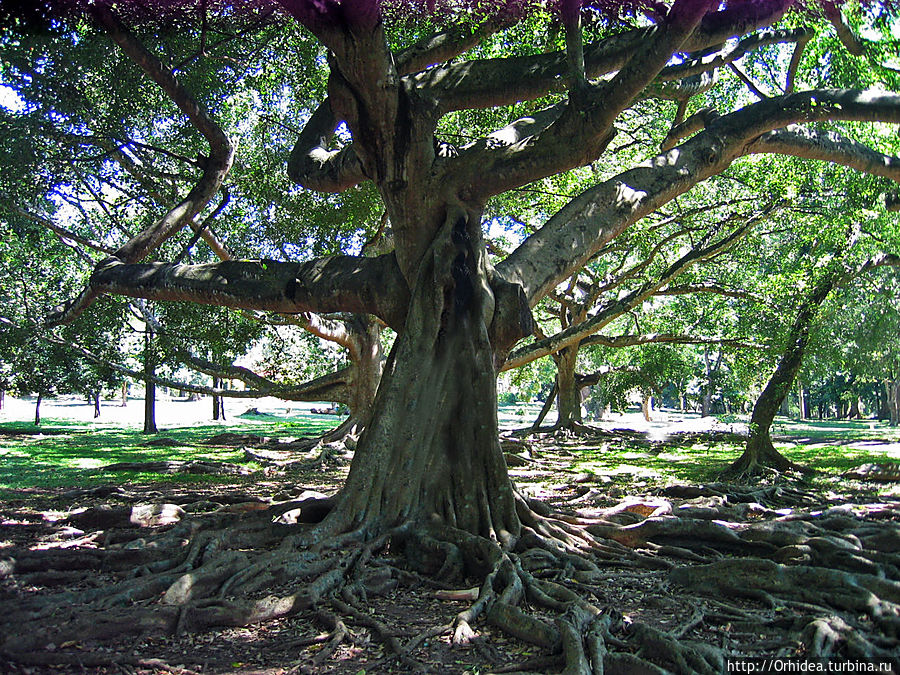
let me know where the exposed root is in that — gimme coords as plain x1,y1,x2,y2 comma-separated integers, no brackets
4,482,900,673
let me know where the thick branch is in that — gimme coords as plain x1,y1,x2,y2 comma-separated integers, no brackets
92,7,235,263
502,210,768,370
580,333,763,350
747,127,900,182
499,89,900,305
35,328,351,402
655,283,762,301
822,3,866,57
450,0,715,199
422,0,793,113
287,99,367,193
50,255,409,330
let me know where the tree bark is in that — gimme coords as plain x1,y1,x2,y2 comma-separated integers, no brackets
342,315,384,434
641,394,654,422
317,212,523,542
727,273,838,476
93,391,101,419
212,376,224,421
888,377,900,427
143,329,158,435
34,392,42,426
530,382,557,432
555,346,582,429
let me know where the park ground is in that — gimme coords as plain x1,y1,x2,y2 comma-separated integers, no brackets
1,396,900,674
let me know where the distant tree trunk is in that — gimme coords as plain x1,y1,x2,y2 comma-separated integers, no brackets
848,397,861,419
797,381,807,420
888,377,900,427
641,394,653,422
34,392,43,426
121,381,128,407
212,376,224,421
0,389,5,410
531,382,557,432
93,391,101,418
143,329,158,435
779,396,790,416
555,346,582,429
701,348,722,417
726,272,838,476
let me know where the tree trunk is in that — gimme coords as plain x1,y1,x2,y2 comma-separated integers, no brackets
344,315,384,433
93,391,101,419
888,377,900,427
530,382,557,432
0,389,5,410
143,329,158,435
797,381,807,420
727,273,838,476
318,213,524,543
554,346,582,430
848,397,861,419
34,392,42,426
212,376,223,421
641,394,653,422
121,381,128,407
701,348,722,417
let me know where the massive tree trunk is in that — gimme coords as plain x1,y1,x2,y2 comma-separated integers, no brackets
318,213,522,543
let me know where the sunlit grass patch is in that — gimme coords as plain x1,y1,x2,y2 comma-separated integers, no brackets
0,414,345,497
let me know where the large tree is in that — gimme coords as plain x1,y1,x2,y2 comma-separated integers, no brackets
5,0,900,669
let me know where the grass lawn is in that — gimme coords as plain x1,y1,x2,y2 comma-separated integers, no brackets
2,398,898,500
0,407,342,498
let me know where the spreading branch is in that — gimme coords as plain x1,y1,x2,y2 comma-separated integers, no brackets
502,206,773,371
49,255,410,330
499,89,900,305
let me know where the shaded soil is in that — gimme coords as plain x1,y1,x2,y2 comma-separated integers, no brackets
2,431,900,674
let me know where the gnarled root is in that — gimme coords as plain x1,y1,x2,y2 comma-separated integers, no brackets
4,483,900,673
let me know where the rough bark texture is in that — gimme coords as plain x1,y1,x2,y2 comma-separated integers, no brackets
319,213,520,543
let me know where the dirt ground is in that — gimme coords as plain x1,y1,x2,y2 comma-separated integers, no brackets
2,398,900,674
